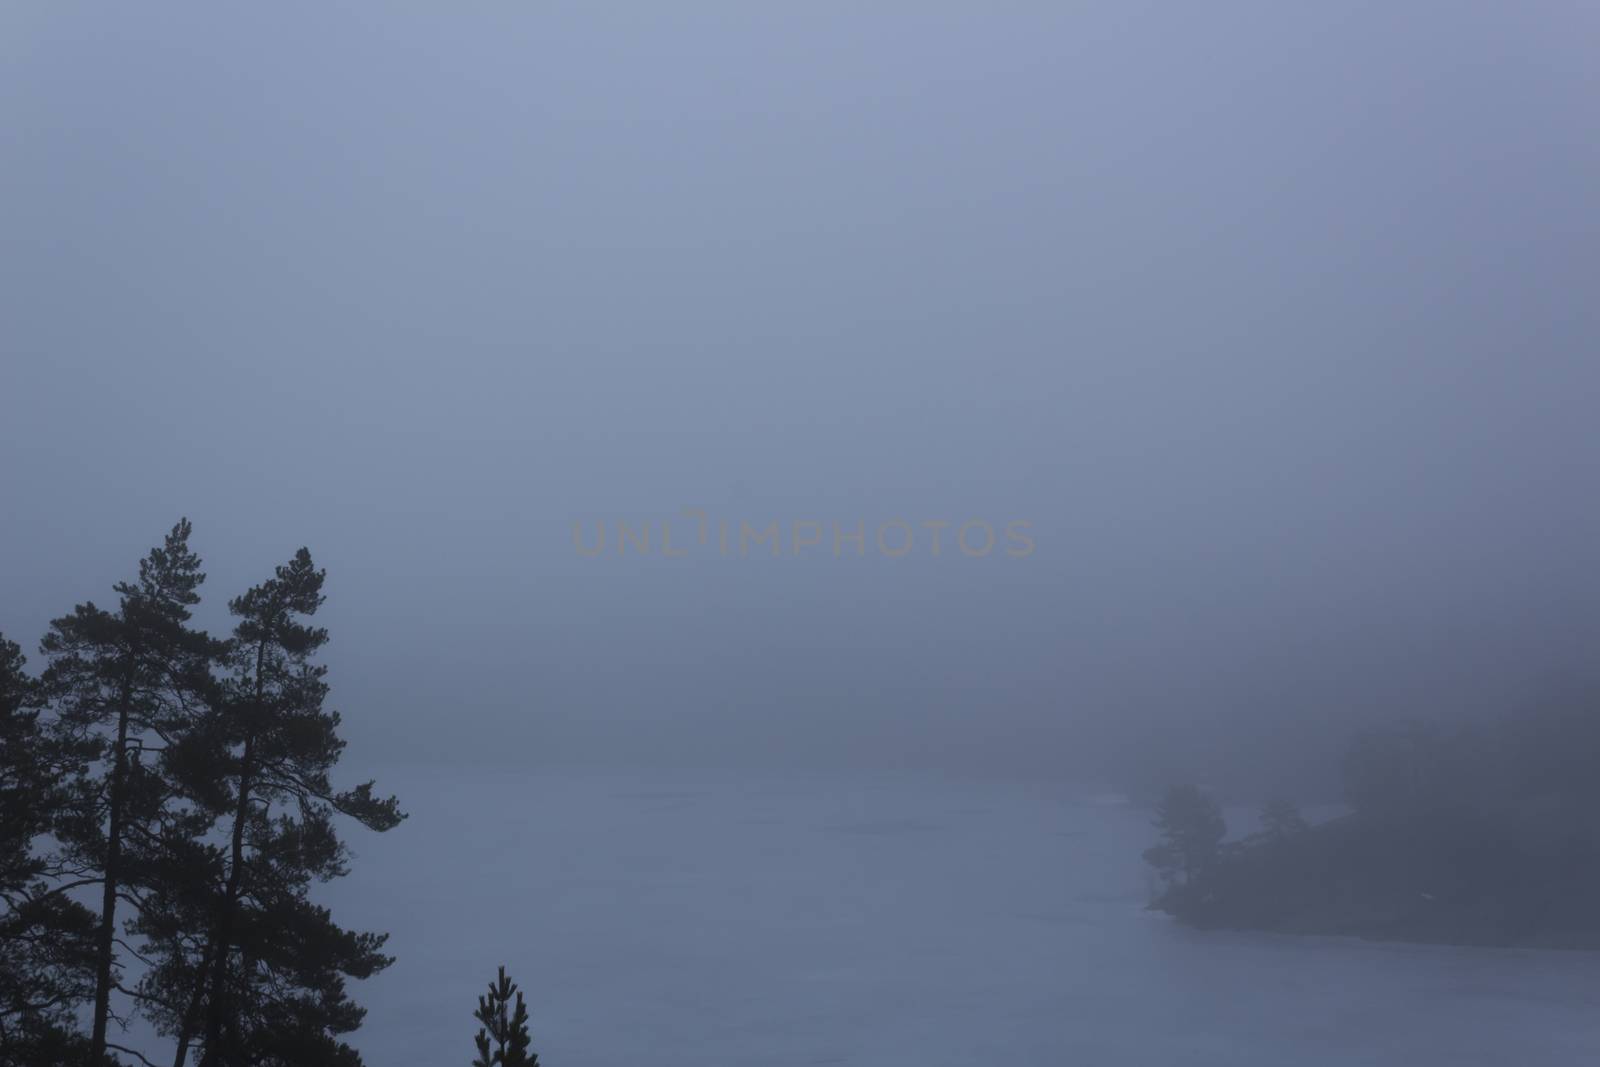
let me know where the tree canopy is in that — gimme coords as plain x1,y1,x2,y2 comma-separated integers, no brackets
0,522,404,1067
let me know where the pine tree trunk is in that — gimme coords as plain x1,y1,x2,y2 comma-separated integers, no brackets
199,635,268,1067
89,671,134,1062
170,938,215,1067
197,735,252,1067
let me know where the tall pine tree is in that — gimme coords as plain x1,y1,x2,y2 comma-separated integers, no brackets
188,548,403,1067
39,520,222,1061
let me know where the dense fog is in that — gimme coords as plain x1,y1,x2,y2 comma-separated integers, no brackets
3,4,1598,1065
6,3,1597,797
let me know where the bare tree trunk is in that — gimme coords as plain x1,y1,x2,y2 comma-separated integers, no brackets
197,736,251,1067
89,672,134,1062
170,938,215,1067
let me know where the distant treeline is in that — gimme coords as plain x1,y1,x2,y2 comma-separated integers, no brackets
1144,704,1600,949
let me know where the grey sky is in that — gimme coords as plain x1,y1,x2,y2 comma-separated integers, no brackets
3,3,1597,791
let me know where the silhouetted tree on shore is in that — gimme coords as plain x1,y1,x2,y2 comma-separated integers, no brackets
1143,784,1226,914
1258,797,1307,842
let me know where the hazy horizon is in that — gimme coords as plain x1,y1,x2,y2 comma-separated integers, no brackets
5,3,1598,795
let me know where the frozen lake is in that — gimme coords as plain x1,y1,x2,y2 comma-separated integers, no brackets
326,768,1600,1066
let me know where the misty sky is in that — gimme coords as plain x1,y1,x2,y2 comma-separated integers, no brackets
3,3,1597,792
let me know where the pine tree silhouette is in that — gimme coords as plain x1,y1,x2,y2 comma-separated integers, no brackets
38,519,224,1061
473,966,539,1066
190,547,404,1067
0,632,98,1063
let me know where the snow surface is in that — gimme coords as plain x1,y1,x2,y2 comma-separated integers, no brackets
316,768,1600,1066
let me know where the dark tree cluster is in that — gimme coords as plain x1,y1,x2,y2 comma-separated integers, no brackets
0,521,404,1067
1141,784,1228,917
1144,704,1600,948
